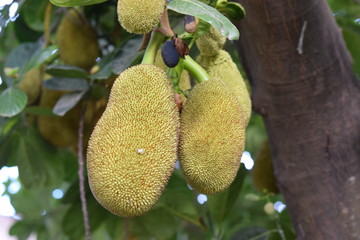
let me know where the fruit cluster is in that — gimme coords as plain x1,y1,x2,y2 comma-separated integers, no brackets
85,1,252,218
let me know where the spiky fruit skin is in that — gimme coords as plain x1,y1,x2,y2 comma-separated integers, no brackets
57,9,99,70
252,140,279,194
197,50,252,125
117,0,164,34
179,79,246,195
18,68,42,105
87,64,179,217
161,40,180,68
196,26,226,56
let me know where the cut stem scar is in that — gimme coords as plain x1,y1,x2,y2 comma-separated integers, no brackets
297,21,307,55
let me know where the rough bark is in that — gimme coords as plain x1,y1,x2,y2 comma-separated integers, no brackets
235,0,360,239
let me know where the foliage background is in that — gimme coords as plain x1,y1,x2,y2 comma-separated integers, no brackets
0,0,359,239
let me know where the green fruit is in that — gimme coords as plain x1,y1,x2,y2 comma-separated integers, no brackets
18,68,42,105
38,88,81,147
57,9,99,70
197,50,252,125
196,26,226,56
179,79,246,195
252,140,279,194
117,0,164,34
87,64,179,217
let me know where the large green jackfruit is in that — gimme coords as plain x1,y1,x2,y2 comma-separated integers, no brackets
196,26,226,56
252,140,279,194
37,88,81,147
179,79,246,195
18,68,42,105
197,50,252,125
117,0,164,34
57,9,99,70
87,64,179,217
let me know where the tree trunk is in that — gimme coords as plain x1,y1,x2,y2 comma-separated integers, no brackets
235,0,360,239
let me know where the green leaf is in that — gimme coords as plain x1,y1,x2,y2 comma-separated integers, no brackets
207,164,247,225
111,37,143,75
22,0,53,32
230,226,268,240
0,87,27,117
4,42,40,86
131,208,178,240
53,90,87,116
46,64,90,79
49,0,109,7
166,0,240,40
156,170,200,226
20,45,59,78
43,78,89,91
216,1,245,21
62,197,109,240
9,220,38,240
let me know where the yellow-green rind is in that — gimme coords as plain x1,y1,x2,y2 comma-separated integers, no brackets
57,9,99,70
87,64,179,217
252,140,279,194
117,0,164,34
196,26,226,56
19,68,42,105
179,79,246,195
197,50,251,125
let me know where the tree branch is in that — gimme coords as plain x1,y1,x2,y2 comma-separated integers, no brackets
78,101,92,240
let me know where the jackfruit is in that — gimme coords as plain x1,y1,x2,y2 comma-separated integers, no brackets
38,88,81,147
57,9,99,70
87,64,179,217
179,79,246,195
117,0,164,34
197,50,251,125
196,26,226,56
252,140,279,194
18,68,42,105
161,39,180,68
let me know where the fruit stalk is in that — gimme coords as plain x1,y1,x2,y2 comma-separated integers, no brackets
183,55,210,83
142,31,165,65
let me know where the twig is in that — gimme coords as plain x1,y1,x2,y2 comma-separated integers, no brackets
78,101,92,240
43,2,52,47
297,21,307,55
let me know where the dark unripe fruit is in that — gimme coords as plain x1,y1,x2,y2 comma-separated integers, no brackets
252,140,279,194
161,40,180,68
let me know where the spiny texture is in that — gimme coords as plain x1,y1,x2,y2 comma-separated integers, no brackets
87,64,179,217
117,0,164,34
57,9,99,70
19,68,42,105
179,79,246,195
197,50,252,125
252,140,279,194
196,26,226,56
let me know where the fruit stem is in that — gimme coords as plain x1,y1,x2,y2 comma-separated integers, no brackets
183,55,210,83
141,31,165,65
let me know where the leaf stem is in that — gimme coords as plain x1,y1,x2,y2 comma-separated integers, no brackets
183,55,210,83
77,101,92,240
141,31,165,65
